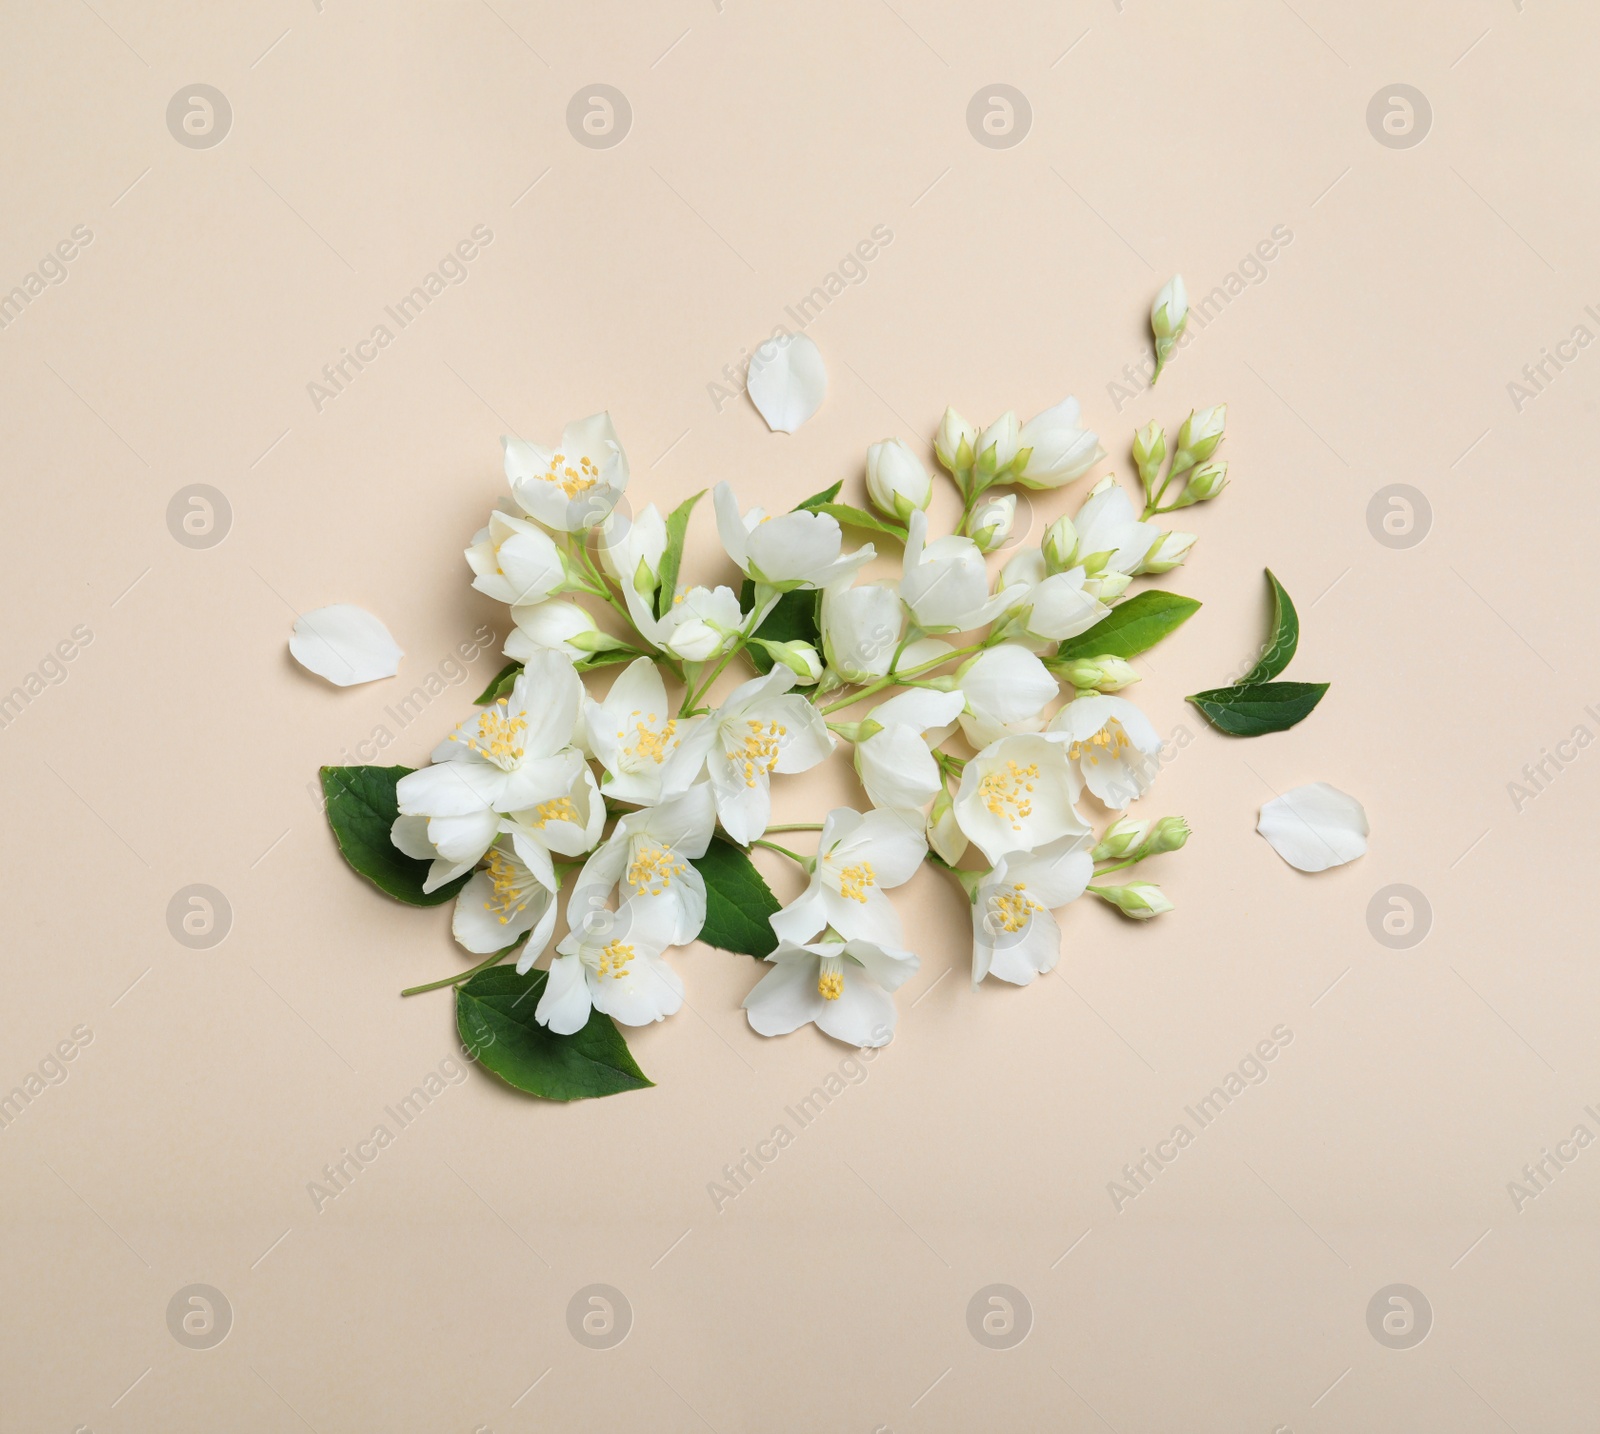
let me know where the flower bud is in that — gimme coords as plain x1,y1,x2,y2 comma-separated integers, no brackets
1135,531,1197,575
1094,881,1174,920
1092,817,1148,862
1131,421,1166,500
1088,570,1133,602
1042,515,1078,573
1143,815,1190,855
1150,275,1188,383
505,600,608,660
935,406,978,477
968,493,1016,553
1058,655,1140,693
1172,404,1227,475
927,786,969,865
1173,460,1227,507
974,411,1021,483
865,438,932,522
755,638,823,684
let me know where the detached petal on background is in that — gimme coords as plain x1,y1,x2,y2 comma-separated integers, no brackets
1257,782,1368,872
746,333,827,434
289,604,403,686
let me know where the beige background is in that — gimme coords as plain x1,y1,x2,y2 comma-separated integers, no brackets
3,0,1597,1429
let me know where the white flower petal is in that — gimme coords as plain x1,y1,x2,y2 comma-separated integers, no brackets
746,333,827,434
1257,782,1369,872
289,605,403,686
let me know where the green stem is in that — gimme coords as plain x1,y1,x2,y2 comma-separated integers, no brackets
678,590,780,715
764,822,824,833
819,643,981,716
400,946,515,998
1091,855,1142,878
751,838,808,865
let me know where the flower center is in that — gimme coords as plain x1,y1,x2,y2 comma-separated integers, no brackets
988,882,1042,934
817,971,844,1000
978,758,1038,831
1067,722,1131,767
726,718,786,788
455,701,527,767
532,796,578,827
619,709,676,768
483,847,535,924
837,862,876,903
543,450,600,498
627,843,686,896
596,939,635,980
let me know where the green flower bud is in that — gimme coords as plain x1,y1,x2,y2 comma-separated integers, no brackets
1093,882,1174,920
1134,531,1197,575
754,638,823,684
1172,404,1227,476
1059,655,1140,693
1092,817,1148,862
1131,421,1166,499
1043,515,1079,573
1172,460,1228,508
1142,815,1190,855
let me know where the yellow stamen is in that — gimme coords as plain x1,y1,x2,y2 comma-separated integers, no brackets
988,882,1042,934
484,847,534,925
540,450,601,498
1067,723,1131,768
619,709,676,766
978,758,1039,831
627,844,686,896
452,701,527,766
597,939,635,980
837,862,876,903
818,970,844,1000
533,796,578,827
725,718,786,788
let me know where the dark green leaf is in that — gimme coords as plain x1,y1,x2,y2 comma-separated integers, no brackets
739,580,820,675
1239,569,1299,685
456,965,653,1101
320,766,469,906
793,481,842,512
654,489,705,621
815,501,908,542
1186,681,1329,736
692,837,782,957
575,650,636,674
474,661,521,704
1055,590,1202,662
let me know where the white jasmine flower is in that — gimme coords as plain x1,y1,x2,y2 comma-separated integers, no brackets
390,813,479,895
771,806,927,948
956,645,1059,749
969,493,1016,553
569,783,716,946
584,657,708,805
499,763,607,888
504,600,611,660
1073,479,1160,576
536,897,683,1034
450,837,561,967
394,652,584,871
900,510,1025,633
713,482,874,591
1045,694,1162,810
505,412,628,532
995,554,1108,644
743,936,918,1048
663,585,745,662
465,510,570,607
854,688,966,814
598,502,667,596
820,581,903,683
865,439,932,521
700,668,834,844
1016,397,1105,489
955,733,1091,865
971,833,1094,986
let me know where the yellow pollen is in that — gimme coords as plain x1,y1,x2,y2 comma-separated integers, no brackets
542,450,600,498
627,844,686,896
989,883,1042,934
453,701,527,764
726,718,786,788
817,970,844,1000
979,758,1039,831
597,939,635,980
533,796,578,827
484,848,533,925
837,862,876,903
1067,723,1131,768
620,709,676,766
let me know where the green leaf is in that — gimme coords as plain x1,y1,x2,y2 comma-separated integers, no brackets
793,481,842,512
654,489,705,621
739,580,820,675
1186,681,1329,736
474,661,521,704
1055,590,1202,662
456,965,653,1101
320,766,469,906
1239,568,1299,685
815,501,908,542
575,649,636,674
692,836,782,957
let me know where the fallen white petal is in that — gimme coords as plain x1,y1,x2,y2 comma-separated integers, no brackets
290,604,403,686
1257,782,1368,872
746,333,826,434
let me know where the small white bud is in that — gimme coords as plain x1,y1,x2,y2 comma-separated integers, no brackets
1135,531,1198,575
935,406,978,476
865,438,932,522
1042,515,1078,573
968,493,1016,553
